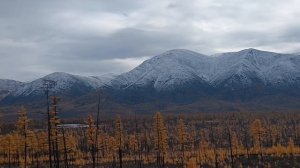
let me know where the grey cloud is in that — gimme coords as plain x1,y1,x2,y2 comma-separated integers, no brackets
0,0,299,81
47,28,199,60
280,25,300,43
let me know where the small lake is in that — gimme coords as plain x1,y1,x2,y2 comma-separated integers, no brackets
57,124,88,128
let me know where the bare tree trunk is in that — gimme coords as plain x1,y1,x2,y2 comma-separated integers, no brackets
91,143,96,168
46,88,52,168
258,133,263,163
156,115,161,168
119,148,123,168
24,124,27,168
228,128,234,168
35,152,39,168
181,143,184,167
52,141,56,167
62,128,69,168
244,126,250,165
53,99,60,168
210,124,218,168
95,93,101,167
8,140,11,168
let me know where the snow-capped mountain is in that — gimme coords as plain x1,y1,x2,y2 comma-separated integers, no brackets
0,79,24,100
2,72,116,103
210,49,300,88
111,48,300,90
2,48,300,106
107,48,300,102
111,49,212,91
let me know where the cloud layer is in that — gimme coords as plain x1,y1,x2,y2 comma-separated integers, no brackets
0,0,300,81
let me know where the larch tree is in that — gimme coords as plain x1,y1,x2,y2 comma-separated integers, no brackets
231,130,240,156
27,131,39,167
250,119,265,159
152,112,168,168
210,125,219,168
176,118,187,167
16,106,30,168
114,115,124,168
288,137,295,157
61,127,69,168
227,127,235,168
85,114,97,168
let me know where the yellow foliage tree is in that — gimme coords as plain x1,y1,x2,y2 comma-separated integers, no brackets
152,112,168,168
85,114,96,167
250,119,265,158
16,106,30,168
176,118,187,166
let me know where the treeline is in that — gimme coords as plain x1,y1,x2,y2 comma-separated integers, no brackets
1,104,300,167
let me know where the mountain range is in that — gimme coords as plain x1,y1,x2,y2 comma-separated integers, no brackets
107,48,300,102
1,48,300,117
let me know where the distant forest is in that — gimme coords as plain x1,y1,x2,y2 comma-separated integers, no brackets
0,96,300,168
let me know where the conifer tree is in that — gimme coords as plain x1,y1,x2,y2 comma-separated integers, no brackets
250,119,265,159
85,114,97,168
16,106,30,168
176,118,187,167
227,128,234,168
27,131,38,167
61,127,69,168
152,112,168,168
115,115,124,168
288,137,295,157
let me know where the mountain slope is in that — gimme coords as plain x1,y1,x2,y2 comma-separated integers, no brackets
0,79,24,100
2,72,116,104
211,48,300,87
107,48,300,103
111,49,212,90
2,48,300,115
108,49,215,103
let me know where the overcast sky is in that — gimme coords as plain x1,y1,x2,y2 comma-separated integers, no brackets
0,0,300,81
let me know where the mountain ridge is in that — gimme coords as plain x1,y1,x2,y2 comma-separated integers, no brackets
0,72,116,104
111,48,300,90
0,79,25,100
1,48,300,113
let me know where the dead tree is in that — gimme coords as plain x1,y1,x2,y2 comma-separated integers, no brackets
42,79,56,168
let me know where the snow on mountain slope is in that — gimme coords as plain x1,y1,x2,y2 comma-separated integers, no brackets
11,72,116,97
0,79,25,99
111,48,300,91
0,79,24,92
213,49,300,87
111,49,213,91
211,49,278,86
2,48,300,103
89,73,117,87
